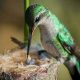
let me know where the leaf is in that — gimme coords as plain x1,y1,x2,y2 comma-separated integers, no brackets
24,0,30,45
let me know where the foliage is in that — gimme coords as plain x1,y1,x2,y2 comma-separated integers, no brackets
24,0,30,45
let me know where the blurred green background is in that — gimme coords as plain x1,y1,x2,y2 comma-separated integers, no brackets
0,0,24,52
0,0,80,52
0,0,80,80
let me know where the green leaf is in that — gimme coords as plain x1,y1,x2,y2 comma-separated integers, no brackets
24,0,30,45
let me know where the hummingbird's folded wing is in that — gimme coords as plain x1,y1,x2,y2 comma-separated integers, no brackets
57,27,80,59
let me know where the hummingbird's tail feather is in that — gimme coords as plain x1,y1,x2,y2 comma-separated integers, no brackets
64,59,80,80
70,45,80,60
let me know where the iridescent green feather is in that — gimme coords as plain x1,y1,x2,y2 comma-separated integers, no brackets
32,4,46,18
51,12,74,46
76,60,80,73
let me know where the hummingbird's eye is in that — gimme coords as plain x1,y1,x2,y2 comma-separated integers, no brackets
34,17,40,23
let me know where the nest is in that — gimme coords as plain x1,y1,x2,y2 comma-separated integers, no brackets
0,47,62,80
0,37,72,80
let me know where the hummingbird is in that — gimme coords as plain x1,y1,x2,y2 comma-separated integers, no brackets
25,4,80,79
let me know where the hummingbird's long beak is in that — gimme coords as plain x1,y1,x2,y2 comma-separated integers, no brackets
27,26,34,58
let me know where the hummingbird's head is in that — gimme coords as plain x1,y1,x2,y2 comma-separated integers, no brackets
25,4,49,32
25,4,49,57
